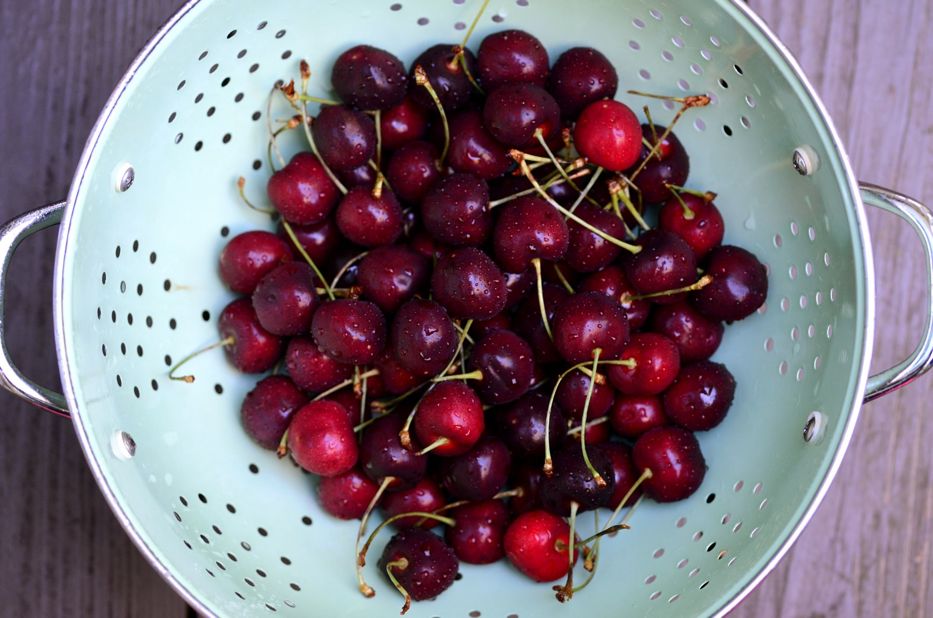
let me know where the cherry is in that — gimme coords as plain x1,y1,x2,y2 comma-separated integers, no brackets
564,202,626,273
493,196,570,273
664,361,736,431
385,141,441,204
578,266,651,330
326,389,366,426
473,312,512,338
659,193,724,258
477,29,549,90
409,226,447,261
624,229,699,299
378,528,459,610
390,298,457,378
447,109,512,179
276,218,340,265
513,282,568,363
499,392,568,459
380,95,429,150
607,332,681,395
220,231,293,295
285,337,353,393
326,242,365,285
251,262,319,336
441,436,511,501
311,299,386,365
547,47,618,119
574,100,642,171
691,245,768,322
336,161,378,189
360,412,428,490
381,479,447,529
609,394,667,439
332,45,408,111
510,465,545,514
409,44,477,112
594,442,642,510
317,467,380,520
483,83,560,147
267,152,341,225
241,376,308,450
555,369,614,421
445,500,510,564
552,292,630,363
287,400,358,477
357,245,430,313
312,105,377,171
335,187,404,247
431,247,507,321
374,351,422,396
219,298,283,373
632,426,706,502
650,302,724,362
504,510,576,582
540,446,615,515
414,382,485,457
421,173,492,246
468,329,535,405
503,268,534,308
629,125,690,204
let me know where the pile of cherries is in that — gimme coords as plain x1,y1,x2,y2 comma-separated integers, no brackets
206,20,768,614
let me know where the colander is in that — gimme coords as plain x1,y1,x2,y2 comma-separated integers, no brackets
1,0,931,616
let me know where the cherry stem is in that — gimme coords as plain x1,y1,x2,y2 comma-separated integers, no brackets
544,360,603,476
312,369,380,401
281,220,335,300
296,93,339,106
356,476,396,597
643,105,659,145
374,109,383,169
627,93,710,181
519,160,642,254
276,428,290,458
627,90,711,107
554,501,578,602
610,181,651,230
532,129,599,212
360,511,456,570
580,510,599,574
666,184,695,219
626,274,712,301
297,76,348,195
375,382,427,415
450,46,484,95
236,177,276,215
415,437,450,456
577,524,631,547
530,259,554,341
666,182,717,202
330,250,369,291
452,321,476,345
600,468,653,534
413,66,450,166
414,487,524,525
168,336,235,383
437,318,473,382
461,0,491,49
568,166,604,213
579,348,607,488
566,415,609,436
552,264,575,294
383,558,412,615
432,369,483,383
488,167,591,209
266,86,287,170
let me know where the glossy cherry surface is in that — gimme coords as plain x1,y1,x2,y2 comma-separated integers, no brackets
240,376,308,450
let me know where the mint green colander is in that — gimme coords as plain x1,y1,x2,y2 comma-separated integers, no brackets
1,1,931,616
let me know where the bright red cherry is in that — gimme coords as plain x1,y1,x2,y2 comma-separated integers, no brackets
573,100,642,171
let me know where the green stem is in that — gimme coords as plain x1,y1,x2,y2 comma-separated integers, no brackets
313,369,380,401
281,220,335,300
579,349,607,487
413,66,450,165
168,336,234,383
384,558,412,615
296,93,339,106
531,259,553,341
330,250,369,291
432,369,483,383
568,166,604,213
552,264,575,294
300,102,348,194
460,0,491,49
356,477,395,598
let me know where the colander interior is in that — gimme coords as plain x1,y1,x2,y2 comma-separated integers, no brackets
56,0,869,615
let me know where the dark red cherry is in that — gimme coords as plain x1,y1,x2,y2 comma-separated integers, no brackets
552,292,630,363
241,376,308,450
374,351,422,396
630,125,690,204
503,268,534,308
633,426,706,502
335,161,378,189
539,446,615,515
360,412,427,490
594,442,642,510
473,312,512,338
331,45,408,111
691,245,768,322
608,332,681,395
483,83,560,147
499,392,567,459
609,394,667,439
493,196,570,273
390,298,457,378
564,202,626,273
421,173,492,246
410,44,477,112
285,337,353,393
651,302,724,362
431,248,507,321
220,231,292,294
574,100,641,171
267,152,341,225
624,229,698,297
547,47,618,119
357,245,430,313
578,265,651,330
381,479,447,529
445,500,509,565
513,282,568,364
659,193,724,258
555,369,614,421
510,465,544,514
504,510,575,582
477,29,549,90
386,141,441,204
414,382,485,457
311,105,377,171
408,226,447,261
317,468,379,520
335,187,403,247
251,262,320,336
276,218,340,265
219,298,283,373
325,242,366,286
468,330,535,405
380,95,429,150
379,528,459,605
287,400,357,476
441,436,511,501
664,361,736,431
311,299,386,365
447,109,512,179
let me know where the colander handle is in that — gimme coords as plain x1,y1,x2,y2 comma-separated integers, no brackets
861,184,933,402
0,201,69,417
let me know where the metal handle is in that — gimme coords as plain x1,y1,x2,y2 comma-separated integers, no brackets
861,184,933,402
0,202,69,417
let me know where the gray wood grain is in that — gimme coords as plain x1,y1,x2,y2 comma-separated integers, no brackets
0,0,929,616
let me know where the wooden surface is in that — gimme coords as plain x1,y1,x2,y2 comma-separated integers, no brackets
0,0,929,616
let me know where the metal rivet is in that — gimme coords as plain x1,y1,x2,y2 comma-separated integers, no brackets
115,164,135,192
111,431,136,459
804,411,827,443
792,146,820,176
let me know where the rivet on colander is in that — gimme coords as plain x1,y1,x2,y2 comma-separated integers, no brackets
111,431,136,460
792,146,820,176
114,163,135,192
803,411,827,443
